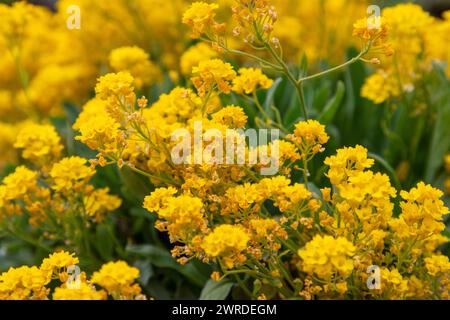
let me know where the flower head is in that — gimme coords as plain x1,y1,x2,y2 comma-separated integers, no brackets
95,71,135,101
180,43,218,76
232,68,273,95
109,46,161,88
202,224,249,268
14,123,63,166
298,235,355,279
91,261,141,299
49,156,95,193
324,145,374,186
212,105,248,128
182,2,219,38
288,120,329,155
191,59,236,97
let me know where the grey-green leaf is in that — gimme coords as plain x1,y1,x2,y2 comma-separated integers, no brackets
199,279,234,300
318,81,345,125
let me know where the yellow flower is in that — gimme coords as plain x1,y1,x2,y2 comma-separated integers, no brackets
49,156,95,193
212,105,248,128
353,16,389,43
0,266,49,300
83,188,122,223
298,235,355,279
445,154,450,173
191,59,236,97
380,268,408,299
232,68,273,95
155,195,208,243
424,255,450,276
361,70,401,104
390,182,449,240
289,120,329,154
353,14,393,57
249,218,287,248
0,166,38,201
182,2,219,38
109,46,161,88
40,251,79,280
0,122,19,170
91,261,141,299
143,187,178,212
14,123,63,166
445,178,450,195
53,282,106,300
95,71,135,101
75,111,123,156
180,43,218,76
324,145,375,186
202,224,249,268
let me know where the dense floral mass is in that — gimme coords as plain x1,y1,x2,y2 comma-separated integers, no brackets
0,0,449,301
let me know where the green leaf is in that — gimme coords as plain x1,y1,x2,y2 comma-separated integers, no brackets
199,279,234,300
119,167,151,203
93,224,115,261
263,77,282,111
126,244,208,287
298,54,308,78
425,84,450,182
126,244,178,269
318,81,345,125
133,259,154,285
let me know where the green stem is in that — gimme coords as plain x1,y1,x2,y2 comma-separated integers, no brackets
298,47,369,83
263,43,309,121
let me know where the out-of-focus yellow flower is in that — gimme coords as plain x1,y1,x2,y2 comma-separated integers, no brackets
109,46,161,88
182,2,220,39
424,255,450,276
445,154,450,173
83,188,122,223
14,123,63,166
0,166,38,201
180,43,218,76
95,71,135,101
361,71,401,104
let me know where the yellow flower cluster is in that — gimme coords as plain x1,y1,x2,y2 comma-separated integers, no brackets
14,123,63,168
109,46,161,89
91,261,143,300
232,68,273,95
202,224,250,269
192,59,237,97
357,4,450,104
298,235,355,279
0,251,144,300
288,120,330,157
182,2,221,39
0,125,121,240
